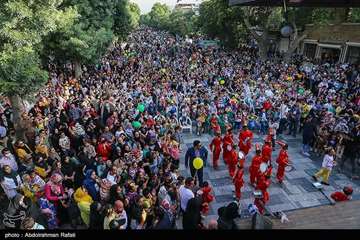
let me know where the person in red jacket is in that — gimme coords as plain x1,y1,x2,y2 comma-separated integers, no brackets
200,181,214,215
210,113,221,135
249,144,263,186
96,138,112,162
238,124,253,156
276,142,290,184
222,129,234,165
330,186,353,202
233,163,244,201
256,172,271,204
254,197,266,215
209,133,222,170
261,139,273,176
228,144,239,178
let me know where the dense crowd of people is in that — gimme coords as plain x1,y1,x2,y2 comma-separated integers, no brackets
0,26,359,230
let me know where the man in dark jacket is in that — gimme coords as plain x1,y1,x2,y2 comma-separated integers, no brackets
185,140,208,186
217,202,241,230
302,117,316,156
288,103,301,137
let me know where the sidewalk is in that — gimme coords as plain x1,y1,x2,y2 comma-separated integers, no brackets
236,200,360,229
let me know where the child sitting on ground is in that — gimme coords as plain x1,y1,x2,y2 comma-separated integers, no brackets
330,186,353,202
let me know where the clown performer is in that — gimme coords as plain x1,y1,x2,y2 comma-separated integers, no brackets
222,128,234,165
261,138,273,176
209,132,222,170
275,141,290,184
233,162,244,201
238,122,253,157
255,164,271,205
249,144,263,187
228,144,239,178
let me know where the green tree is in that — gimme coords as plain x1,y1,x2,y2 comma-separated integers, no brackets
0,0,76,138
147,3,171,29
198,0,246,48
113,0,141,41
43,0,117,78
168,9,198,36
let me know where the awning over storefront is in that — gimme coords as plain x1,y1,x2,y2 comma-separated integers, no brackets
229,0,360,7
318,43,342,49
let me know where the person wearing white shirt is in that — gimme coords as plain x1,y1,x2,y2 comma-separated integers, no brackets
0,148,18,171
179,177,195,212
278,103,289,135
313,148,336,185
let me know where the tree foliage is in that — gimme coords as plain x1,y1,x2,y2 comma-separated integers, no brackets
0,0,76,97
43,0,140,68
114,0,141,40
140,3,198,37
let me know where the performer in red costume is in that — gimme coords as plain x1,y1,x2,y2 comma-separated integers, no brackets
210,113,221,134
330,186,353,202
261,139,273,176
209,133,222,170
254,197,266,215
222,129,234,165
228,144,239,178
233,163,244,201
276,141,290,184
238,123,253,156
249,144,263,186
200,181,214,215
256,172,271,204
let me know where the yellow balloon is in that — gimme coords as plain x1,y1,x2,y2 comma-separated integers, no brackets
193,157,204,170
219,80,225,85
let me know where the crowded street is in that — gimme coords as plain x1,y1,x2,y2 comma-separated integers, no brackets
0,25,359,230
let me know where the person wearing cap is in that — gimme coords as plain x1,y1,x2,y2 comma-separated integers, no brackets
238,123,253,156
276,142,289,184
185,140,208,186
228,144,240,178
249,144,263,186
330,186,353,202
222,129,234,165
233,162,244,201
209,132,222,170
255,172,271,204
261,138,273,175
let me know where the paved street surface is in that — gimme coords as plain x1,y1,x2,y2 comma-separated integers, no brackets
179,131,360,224
235,200,360,229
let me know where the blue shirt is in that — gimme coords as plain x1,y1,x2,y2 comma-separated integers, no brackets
0,126,6,138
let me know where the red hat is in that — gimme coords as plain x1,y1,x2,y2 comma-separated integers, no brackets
276,140,286,147
343,186,353,195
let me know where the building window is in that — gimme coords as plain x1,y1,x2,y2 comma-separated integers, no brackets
345,46,360,64
303,43,316,59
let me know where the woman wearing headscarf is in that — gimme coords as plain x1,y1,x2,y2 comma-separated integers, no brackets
89,201,104,229
38,191,58,229
83,169,100,201
74,186,94,227
61,156,75,189
109,184,126,204
182,196,204,230
0,165,22,199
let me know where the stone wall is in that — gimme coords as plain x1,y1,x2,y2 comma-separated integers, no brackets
305,23,360,43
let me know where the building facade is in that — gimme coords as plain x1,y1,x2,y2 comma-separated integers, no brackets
175,0,202,13
301,23,360,64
